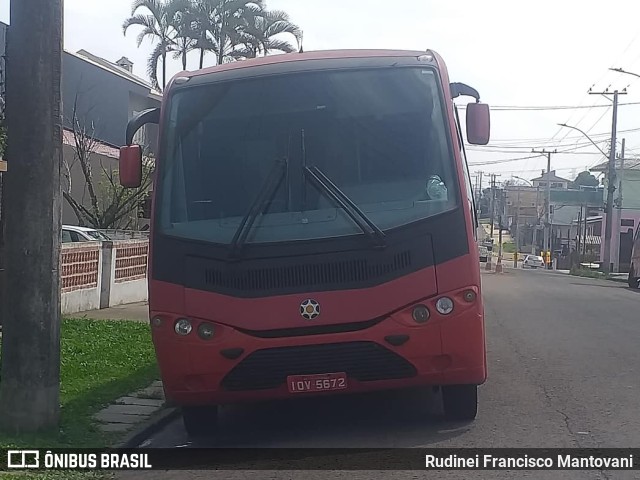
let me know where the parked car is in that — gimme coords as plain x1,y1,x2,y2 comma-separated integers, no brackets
478,245,489,262
62,225,111,243
522,254,545,269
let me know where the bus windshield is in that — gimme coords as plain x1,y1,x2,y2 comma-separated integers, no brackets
157,67,458,245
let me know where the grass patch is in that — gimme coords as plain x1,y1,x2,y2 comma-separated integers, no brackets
569,267,610,279
501,242,517,254
0,318,159,451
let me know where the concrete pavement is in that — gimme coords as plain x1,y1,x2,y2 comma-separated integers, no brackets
117,269,640,479
74,301,149,321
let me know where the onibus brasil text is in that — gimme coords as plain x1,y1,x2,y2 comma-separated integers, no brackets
7,451,152,470
426,454,635,469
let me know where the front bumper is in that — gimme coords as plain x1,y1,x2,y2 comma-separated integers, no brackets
150,286,487,406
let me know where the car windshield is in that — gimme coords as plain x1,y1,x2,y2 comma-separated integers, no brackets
85,230,110,241
157,67,458,245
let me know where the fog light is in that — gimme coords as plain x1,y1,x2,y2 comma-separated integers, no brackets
151,316,163,328
197,323,215,340
463,290,477,302
174,318,192,336
435,297,454,315
412,304,430,323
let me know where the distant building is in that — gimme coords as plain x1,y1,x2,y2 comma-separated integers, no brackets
531,170,571,190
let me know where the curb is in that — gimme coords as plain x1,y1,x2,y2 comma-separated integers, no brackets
115,406,181,448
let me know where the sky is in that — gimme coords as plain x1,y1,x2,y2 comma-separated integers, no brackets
4,0,640,185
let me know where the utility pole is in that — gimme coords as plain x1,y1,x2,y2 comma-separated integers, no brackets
612,138,625,273
0,0,63,432
583,200,588,261
489,174,501,238
477,171,483,217
577,206,583,267
532,184,540,254
514,187,521,268
589,89,625,274
532,149,557,267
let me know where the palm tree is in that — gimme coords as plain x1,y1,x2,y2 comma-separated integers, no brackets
123,0,175,90
239,9,301,58
190,0,267,65
169,1,199,70
189,0,221,68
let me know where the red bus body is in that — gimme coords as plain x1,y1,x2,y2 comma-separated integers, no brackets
126,49,488,428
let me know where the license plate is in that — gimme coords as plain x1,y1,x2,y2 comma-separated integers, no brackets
287,372,348,393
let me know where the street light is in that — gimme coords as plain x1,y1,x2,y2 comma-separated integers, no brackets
610,67,640,79
557,123,609,157
512,176,533,186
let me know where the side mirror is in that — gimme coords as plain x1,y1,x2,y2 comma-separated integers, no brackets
466,102,490,145
119,145,142,188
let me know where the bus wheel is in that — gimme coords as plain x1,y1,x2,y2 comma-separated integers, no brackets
628,268,639,289
442,385,477,421
182,406,218,439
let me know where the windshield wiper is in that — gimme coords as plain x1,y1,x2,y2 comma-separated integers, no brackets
304,165,386,249
228,159,287,260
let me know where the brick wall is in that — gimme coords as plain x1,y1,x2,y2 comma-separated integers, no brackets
114,241,148,283
60,239,149,314
61,243,101,293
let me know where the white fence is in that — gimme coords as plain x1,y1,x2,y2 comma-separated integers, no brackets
61,239,149,315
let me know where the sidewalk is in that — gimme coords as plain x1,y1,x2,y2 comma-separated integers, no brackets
552,269,628,281
74,301,149,322
517,267,629,283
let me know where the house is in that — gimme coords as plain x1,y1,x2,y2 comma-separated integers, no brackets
64,49,161,148
0,20,160,227
531,170,571,190
590,158,640,272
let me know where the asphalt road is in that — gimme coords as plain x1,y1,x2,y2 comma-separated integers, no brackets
119,269,640,479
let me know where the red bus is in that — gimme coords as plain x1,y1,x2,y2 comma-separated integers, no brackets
119,49,491,438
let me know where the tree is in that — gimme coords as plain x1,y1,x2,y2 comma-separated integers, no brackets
169,0,198,70
187,0,266,65
63,97,153,229
125,0,302,76
0,0,63,432
240,9,301,58
573,170,599,188
478,188,491,217
0,67,5,158
0,102,6,159
123,0,177,90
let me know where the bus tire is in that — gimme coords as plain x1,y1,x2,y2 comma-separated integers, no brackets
442,385,477,421
182,406,218,439
628,267,639,289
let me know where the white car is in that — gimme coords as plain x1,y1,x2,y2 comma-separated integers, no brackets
522,254,545,269
62,225,111,243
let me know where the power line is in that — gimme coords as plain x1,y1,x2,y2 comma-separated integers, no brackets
467,139,609,154
485,127,640,146
457,101,640,111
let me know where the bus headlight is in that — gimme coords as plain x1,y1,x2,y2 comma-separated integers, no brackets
151,316,163,328
435,297,454,315
197,323,215,340
174,318,193,336
412,305,430,323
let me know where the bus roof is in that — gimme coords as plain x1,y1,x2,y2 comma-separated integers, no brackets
173,49,434,82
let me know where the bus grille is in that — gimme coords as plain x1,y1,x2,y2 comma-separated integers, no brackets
221,341,417,391
202,251,412,292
